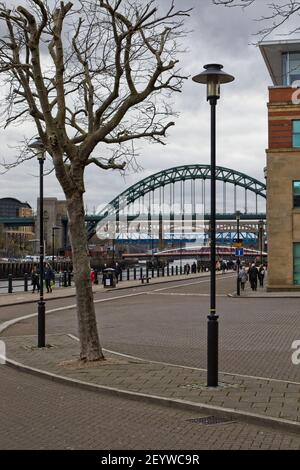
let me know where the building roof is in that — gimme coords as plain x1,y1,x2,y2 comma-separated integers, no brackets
259,39,300,86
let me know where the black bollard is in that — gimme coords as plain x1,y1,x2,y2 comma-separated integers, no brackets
127,268,130,281
24,273,28,292
8,274,13,293
68,271,72,286
133,267,136,280
63,270,67,287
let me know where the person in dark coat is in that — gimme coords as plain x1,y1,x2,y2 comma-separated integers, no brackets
31,265,40,293
258,265,265,287
44,264,55,293
248,263,259,291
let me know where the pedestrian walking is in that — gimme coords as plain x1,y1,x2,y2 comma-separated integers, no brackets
44,264,55,293
90,269,96,284
258,265,265,287
238,267,248,291
31,265,40,293
248,263,259,291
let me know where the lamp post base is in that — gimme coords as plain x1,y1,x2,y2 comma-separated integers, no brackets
207,314,219,387
37,300,46,348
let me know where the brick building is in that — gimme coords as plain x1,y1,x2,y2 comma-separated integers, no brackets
260,40,300,289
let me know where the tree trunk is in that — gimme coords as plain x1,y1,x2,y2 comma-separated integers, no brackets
67,192,104,361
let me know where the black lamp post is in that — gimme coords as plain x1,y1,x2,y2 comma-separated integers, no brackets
193,64,234,387
236,211,241,296
52,226,60,264
259,220,264,265
29,139,46,348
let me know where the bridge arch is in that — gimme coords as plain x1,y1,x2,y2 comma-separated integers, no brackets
97,164,266,220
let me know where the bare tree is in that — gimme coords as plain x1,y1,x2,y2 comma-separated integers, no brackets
213,0,300,39
0,0,191,361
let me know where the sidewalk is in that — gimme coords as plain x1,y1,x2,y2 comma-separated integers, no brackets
0,271,222,308
229,274,300,298
3,333,300,433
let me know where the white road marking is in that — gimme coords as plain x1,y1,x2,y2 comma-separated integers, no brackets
151,274,235,292
68,334,300,387
147,292,227,297
0,291,145,335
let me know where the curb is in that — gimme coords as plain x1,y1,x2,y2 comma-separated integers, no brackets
5,355,300,435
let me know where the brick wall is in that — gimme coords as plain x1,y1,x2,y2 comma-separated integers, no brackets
268,87,300,149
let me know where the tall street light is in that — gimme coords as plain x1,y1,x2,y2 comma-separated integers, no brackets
258,220,264,265
193,64,234,387
52,225,61,264
29,138,46,348
236,211,241,296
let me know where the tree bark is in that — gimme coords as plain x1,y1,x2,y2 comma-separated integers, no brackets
67,191,104,361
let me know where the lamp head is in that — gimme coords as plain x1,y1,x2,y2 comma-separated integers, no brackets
192,64,235,100
28,139,45,160
236,210,241,222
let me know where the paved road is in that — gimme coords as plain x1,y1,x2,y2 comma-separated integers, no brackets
1,365,300,450
3,274,300,382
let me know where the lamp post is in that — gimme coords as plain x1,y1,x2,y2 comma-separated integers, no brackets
193,64,234,387
236,211,241,296
52,226,61,264
258,220,264,265
29,139,46,348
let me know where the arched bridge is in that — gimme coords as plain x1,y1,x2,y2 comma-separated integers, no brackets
88,164,266,242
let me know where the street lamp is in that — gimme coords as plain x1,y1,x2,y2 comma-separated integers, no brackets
193,64,234,387
236,211,241,297
29,138,46,348
52,225,61,264
258,220,264,265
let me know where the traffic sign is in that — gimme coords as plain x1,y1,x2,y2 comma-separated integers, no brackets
233,242,242,248
235,247,244,257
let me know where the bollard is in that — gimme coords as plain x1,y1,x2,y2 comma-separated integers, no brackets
68,271,72,286
176,266,178,275
63,270,68,287
8,274,13,293
152,267,154,278
119,270,122,282
167,265,170,277
140,267,143,280
127,268,130,281
146,268,149,280
133,267,136,280
171,266,174,276
24,273,28,292
162,266,165,277
180,266,183,275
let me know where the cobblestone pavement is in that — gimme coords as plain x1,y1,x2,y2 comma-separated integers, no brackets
2,362,300,450
3,334,300,430
6,275,300,382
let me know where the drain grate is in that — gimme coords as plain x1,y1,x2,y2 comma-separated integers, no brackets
187,415,235,426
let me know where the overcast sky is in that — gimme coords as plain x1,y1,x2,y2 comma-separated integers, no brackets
0,0,284,212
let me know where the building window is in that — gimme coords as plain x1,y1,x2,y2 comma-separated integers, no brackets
283,52,300,86
294,243,300,285
293,121,300,148
293,181,300,207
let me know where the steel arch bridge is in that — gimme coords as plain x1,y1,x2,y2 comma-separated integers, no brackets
98,164,266,221
96,164,266,221
86,164,266,243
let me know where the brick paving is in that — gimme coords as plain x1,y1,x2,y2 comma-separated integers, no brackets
3,334,300,432
2,366,300,450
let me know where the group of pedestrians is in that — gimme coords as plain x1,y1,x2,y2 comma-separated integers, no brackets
31,264,55,293
238,264,266,291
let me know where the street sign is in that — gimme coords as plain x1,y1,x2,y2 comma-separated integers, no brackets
235,247,244,257
233,242,242,248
